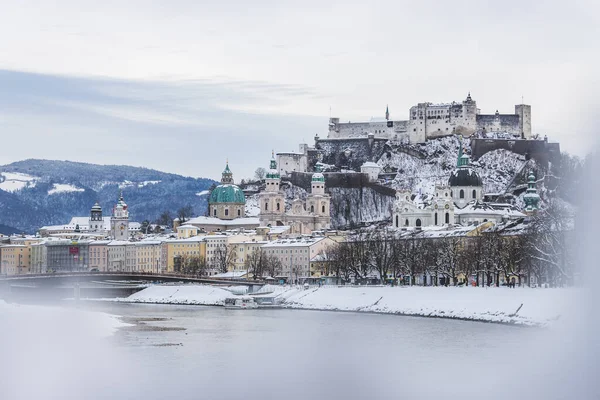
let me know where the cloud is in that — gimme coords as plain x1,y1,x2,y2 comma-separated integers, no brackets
0,70,325,179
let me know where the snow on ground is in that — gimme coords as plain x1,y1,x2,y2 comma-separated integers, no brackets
117,284,579,327
281,286,578,327
196,190,210,197
0,172,39,192
380,136,527,196
244,194,260,216
48,183,85,195
0,300,129,338
138,180,161,188
120,284,232,305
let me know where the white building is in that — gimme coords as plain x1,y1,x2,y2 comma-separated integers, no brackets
360,161,381,182
258,154,331,235
328,93,532,144
393,140,524,228
261,236,335,283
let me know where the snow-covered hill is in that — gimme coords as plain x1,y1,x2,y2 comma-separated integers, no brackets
378,136,530,196
0,159,216,233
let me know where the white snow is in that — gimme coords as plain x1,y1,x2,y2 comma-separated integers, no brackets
0,172,38,192
121,284,232,306
138,180,161,188
0,300,129,338
116,284,580,327
48,183,85,195
196,190,210,196
280,286,579,327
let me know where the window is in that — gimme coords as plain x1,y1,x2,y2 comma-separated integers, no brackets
322,205,325,213
237,209,241,216
395,215,399,227
472,189,477,199
277,203,280,211
445,212,450,224
434,213,438,225
213,209,217,216
225,209,229,216
460,189,464,199
310,205,314,213
416,219,422,227
265,202,268,211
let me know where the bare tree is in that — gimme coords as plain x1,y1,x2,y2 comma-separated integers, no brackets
438,237,462,286
254,167,267,180
177,205,194,225
367,228,398,284
245,248,266,279
180,255,208,277
155,211,173,228
526,200,573,286
346,231,371,281
211,244,235,274
264,254,283,278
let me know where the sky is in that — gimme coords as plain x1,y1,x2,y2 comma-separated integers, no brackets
0,0,598,180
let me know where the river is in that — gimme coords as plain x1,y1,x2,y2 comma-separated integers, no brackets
1,301,586,399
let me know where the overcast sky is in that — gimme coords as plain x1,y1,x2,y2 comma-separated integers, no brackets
1,0,598,180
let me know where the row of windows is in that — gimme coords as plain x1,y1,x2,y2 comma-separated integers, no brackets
395,213,451,227
458,189,478,199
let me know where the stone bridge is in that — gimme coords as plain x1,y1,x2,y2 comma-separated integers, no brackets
0,272,265,301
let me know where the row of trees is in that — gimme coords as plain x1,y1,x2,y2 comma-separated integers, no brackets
320,202,573,287
173,245,284,279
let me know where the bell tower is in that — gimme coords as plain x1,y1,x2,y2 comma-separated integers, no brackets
110,191,130,240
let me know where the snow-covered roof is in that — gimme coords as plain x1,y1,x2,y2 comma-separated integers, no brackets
186,216,260,227
455,201,525,217
178,224,198,229
262,237,327,248
361,161,380,168
212,271,248,279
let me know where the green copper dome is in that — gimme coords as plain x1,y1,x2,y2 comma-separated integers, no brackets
209,161,245,204
209,184,246,204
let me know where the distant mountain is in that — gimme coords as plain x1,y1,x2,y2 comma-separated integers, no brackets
0,159,217,233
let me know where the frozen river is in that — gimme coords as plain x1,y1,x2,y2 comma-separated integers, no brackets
1,301,590,400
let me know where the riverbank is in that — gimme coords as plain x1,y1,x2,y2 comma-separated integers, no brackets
112,284,580,327
0,299,131,337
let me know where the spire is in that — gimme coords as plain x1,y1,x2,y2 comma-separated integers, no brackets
221,161,233,184
456,135,469,168
524,170,540,214
267,151,280,179
385,105,389,121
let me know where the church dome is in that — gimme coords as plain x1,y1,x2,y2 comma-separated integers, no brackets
209,161,245,205
91,202,102,211
209,184,245,204
448,168,483,187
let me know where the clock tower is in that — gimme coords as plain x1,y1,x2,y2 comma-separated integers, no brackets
110,191,130,240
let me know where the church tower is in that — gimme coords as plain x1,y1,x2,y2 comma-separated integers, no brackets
305,165,331,230
523,170,540,215
89,202,103,232
259,151,285,226
110,192,130,240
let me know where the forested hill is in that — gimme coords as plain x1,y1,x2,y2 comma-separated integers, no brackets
0,159,216,233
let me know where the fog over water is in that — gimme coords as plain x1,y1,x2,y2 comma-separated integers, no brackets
0,292,597,400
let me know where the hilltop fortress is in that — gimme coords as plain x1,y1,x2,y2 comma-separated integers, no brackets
328,93,531,144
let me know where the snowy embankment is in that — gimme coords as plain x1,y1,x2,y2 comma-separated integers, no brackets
120,284,578,327
280,286,578,327
118,284,234,306
0,300,129,338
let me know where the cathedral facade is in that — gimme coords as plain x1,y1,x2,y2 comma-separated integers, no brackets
259,153,331,234
393,139,527,228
